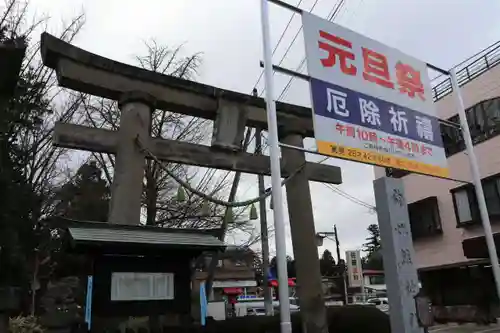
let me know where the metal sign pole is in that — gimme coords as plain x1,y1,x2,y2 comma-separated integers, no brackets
450,69,500,301
259,0,292,332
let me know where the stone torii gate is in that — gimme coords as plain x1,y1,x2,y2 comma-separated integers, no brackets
41,32,342,332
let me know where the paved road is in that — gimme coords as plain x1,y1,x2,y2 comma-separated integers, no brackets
430,323,500,333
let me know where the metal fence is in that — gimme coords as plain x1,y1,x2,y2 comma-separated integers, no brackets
431,41,500,102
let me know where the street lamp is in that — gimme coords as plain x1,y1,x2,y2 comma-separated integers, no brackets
315,234,324,247
315,232,335,247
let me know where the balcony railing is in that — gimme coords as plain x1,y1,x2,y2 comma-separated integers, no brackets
431,41,500,102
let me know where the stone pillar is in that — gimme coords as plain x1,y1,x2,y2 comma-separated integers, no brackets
281,131,329,333
374,177,423,333
108,91,155,225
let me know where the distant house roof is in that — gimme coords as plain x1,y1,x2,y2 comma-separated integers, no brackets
52,218,226,254
196,245,256,271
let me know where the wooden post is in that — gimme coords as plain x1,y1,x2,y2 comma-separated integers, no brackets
108,91,155,225
281,132,328,333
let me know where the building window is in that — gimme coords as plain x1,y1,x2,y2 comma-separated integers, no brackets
485,180,500,215
452,173,500,226
443,97,500,157
454,189,473,223
440,115,465,157
408,196,442,239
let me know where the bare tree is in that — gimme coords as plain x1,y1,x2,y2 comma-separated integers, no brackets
80,40,253,232
2,0,85,216
1,0,86,314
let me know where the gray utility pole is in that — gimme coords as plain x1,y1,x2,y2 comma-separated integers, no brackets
333,225,348,305
317,226,348,305
255,128,273,316
374,177,424,333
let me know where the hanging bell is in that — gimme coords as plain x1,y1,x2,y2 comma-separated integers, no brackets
201,199,210,216
176,186,186,202
249,204,258,220
225,207,234,223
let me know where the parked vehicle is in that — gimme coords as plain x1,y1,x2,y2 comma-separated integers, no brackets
245,301,300,316
366,297,389,313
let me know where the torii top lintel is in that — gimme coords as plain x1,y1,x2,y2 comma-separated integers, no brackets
40,32,315,137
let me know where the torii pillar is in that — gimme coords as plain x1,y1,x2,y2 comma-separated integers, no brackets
281,130,328,333
108,91,155,225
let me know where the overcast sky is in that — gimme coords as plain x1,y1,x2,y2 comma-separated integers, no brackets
26,0,500,259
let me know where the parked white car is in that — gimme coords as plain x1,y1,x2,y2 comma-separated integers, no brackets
366,297,389,313
245,301,300,316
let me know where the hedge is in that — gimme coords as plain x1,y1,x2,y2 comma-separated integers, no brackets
85,305,391,333
202,305,391,333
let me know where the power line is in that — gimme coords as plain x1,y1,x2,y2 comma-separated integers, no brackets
249,0,359,202
257,0,323,97
260,0,347,147
254,0,346,150
254,132,376,212
252,0,305,92
250,1,305,151
325,0,346,23
337,0,363,24
322,183,376,211
277,0,346,101
277,58,306,100
325,185,373,209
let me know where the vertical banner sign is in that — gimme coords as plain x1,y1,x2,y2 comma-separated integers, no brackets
301,12,448,178
85,276,93,331
374,177,423,333
200,282,208,326
345,250,362,288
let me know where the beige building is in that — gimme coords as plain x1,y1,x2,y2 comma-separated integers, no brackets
193,246,257,300
374,40,500,307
